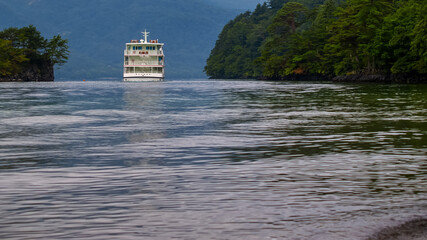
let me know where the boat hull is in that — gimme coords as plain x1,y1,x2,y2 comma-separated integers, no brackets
124,77,164,82
123,73,164,82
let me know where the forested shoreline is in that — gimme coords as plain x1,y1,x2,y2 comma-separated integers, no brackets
205,0,426,82
0,25,68,82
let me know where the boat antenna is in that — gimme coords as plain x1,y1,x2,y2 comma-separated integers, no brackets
142,29,149,43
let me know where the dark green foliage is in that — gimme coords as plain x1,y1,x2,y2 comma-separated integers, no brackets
205,3,274,78
325,0,394,75
0,25,69,76
46,35,69,66
205,0,427,79
205,0,324,79
0,39,28,76
269,2,307,35
205,0,291,79
259,2,309,77
372,0,426,74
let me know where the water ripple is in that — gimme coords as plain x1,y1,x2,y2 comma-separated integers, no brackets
0,80,426,239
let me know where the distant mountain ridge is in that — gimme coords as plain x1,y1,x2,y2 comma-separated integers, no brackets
206,0,265,10
0,0,252,79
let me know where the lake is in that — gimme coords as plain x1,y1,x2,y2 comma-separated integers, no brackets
0,80,426,239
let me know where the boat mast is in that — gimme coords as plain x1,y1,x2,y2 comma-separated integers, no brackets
142,29,149,43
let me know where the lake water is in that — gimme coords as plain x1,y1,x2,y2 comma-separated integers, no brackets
0,80,426,239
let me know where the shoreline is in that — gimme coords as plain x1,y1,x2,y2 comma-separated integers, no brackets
255,73,427,83
333,73,427,84
367,218,427,240
0,61,54,82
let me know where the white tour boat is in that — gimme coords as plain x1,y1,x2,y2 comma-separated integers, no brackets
123,30,165,81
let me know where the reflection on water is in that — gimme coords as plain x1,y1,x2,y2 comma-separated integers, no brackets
123,83,166,144
0,80,426,239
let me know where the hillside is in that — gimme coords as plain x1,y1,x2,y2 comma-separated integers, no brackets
205,0,426,82
0,0,241,80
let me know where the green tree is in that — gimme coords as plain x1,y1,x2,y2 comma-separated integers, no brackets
205,4,273,79
0,39,28,76
280,0,337,75
374,0,426,73
259,2,308,78
0,25,46,58
0,25,69,78
268,2,307,35
411,8,427,73
325,0,393,75
269,0,288,9
46,35,69,66
206,0,426,80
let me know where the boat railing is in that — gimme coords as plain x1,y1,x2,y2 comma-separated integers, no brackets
124,50,164,55
124,61,163,66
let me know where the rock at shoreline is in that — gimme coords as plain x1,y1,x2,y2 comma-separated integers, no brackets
333,74,427,84
256,73,427,83
367,218,427,240
0,60,54,82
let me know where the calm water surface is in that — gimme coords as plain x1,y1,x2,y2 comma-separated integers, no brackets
0,80,426,239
